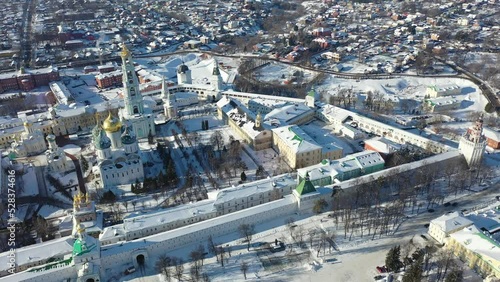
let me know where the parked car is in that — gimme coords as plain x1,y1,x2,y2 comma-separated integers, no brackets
376,266,387,273
124,266,136,275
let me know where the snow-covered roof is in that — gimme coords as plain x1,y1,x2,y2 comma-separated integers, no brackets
272,125,322,154
0,237,74,272
264,103,312,127
49,81,73,105
38,205,69,220
248,98,288,109
222,90,304,104
465,209,500,234
0,66,58,79
217,96,267,138
365,137,402,154
425,96,461,106
427,84,461,92
213,174,296,206
430,211,473,233
297,151,385,181
317,103,452,153
122,199,215,233
330,150,463,190
450,225,500,268
483,127,500,142
54,99,123,118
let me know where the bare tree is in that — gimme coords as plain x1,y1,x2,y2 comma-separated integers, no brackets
155,255,172,282
238,224,255,251
216,246,226,267
308,230,316,249
190,248,204,279
435,249,454,281
240,262,249,280
152,193,160,205
207,235,217,262
285,217,296,239
210,130,224,155
173,257,184,281
293,226,306,248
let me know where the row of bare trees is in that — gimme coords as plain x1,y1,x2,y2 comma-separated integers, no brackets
330,157,494,242
155,244,210,282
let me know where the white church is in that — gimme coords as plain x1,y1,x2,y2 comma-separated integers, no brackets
10,122,47,158
91,112,144,188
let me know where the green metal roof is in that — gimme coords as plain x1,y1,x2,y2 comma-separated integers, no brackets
307,88,315,97
72,238,96,256
289,126,303,144
296,173,317,195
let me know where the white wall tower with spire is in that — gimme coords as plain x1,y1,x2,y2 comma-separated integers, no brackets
211,60,223,92
162,77,177,119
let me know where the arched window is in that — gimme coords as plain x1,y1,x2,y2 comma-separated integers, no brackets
133,106,139,114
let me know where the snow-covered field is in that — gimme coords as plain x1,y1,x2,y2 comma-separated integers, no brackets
253,63,318,84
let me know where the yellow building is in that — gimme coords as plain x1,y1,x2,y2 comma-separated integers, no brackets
272,125,342,169
428,211,473,244
217,96,272,151
448,225,500,279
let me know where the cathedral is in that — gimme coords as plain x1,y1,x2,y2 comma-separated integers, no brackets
117,45,155,139
92,112,144,188
90,44,156,189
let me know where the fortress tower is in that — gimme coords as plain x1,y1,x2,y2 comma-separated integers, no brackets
458,115,486,168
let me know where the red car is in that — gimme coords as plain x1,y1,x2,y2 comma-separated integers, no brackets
376,266,387,273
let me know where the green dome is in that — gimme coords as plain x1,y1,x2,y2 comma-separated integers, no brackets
94,129,111,150
121,126,136,145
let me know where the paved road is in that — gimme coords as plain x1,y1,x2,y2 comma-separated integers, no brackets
397,180,500,240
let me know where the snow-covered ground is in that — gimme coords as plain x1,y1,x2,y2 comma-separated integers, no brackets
253,63,318,84
111,160,500,282
18,166,39,197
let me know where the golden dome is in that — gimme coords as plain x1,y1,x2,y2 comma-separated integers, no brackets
102,111,122,133
120,44,130,58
